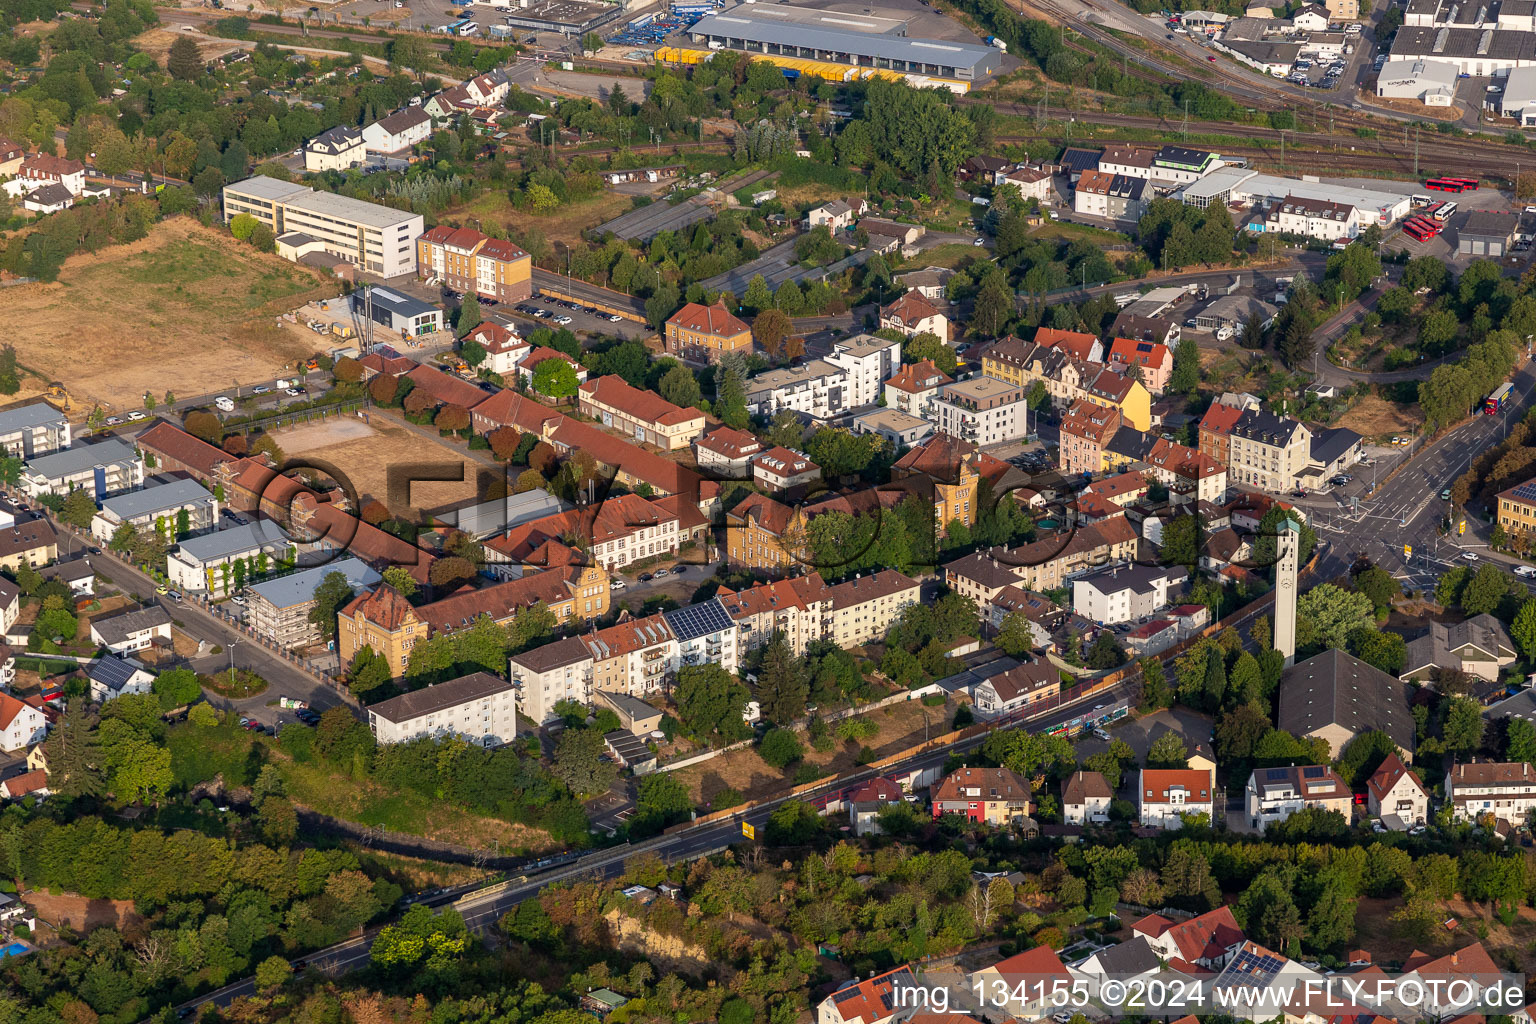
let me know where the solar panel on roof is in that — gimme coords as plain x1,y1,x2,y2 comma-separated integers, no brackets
1302,765,1325,778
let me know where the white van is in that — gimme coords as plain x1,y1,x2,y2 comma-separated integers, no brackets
215,396,235,413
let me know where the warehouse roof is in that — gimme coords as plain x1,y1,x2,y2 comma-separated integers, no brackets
283,186,420,229
689,13,999,71
1392,24,1536,60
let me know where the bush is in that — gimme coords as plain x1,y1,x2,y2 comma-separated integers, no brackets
758,727,803,769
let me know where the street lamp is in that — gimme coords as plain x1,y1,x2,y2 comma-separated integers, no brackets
227,636,241,686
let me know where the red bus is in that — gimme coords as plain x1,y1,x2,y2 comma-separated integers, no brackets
1448,177,1480,190
1402,220,1434,242
1425,178,1468,192
1405,216,1441,235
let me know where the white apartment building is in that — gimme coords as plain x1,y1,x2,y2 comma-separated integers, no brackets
825,334,902,409
222,176,424,278
1138,767,1216,829
745,360,848,420
362,107,433,154
91,478,218,544
1073,562,1188,625
664,599,739,677
166,521,297,596
508,637,594,726
1245,764,1352,830
367,671,518,747
1445,761,1536,823
1264,194,1364,241
717,575,830,656
931,378,1029,446
825,570,921,647
19,438,142,499
304,125,366,172
0,404,70,459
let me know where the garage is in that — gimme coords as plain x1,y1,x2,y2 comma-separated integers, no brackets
1458,209,1516,258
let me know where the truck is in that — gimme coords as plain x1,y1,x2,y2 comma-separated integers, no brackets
986,35,1007,50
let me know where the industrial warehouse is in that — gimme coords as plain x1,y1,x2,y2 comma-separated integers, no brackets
683,8,1003,90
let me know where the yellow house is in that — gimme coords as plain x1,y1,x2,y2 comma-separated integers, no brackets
725,492,807,572
981,335,1150,432
1082,366,1152,432
664,300,752,364
890,434,1011,532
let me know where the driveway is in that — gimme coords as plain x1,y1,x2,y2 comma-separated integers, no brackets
1071,707,1215,762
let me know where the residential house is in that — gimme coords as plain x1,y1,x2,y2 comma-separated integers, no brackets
245,558,381,650
1124,618,1182,656
0,579,21,635
134,421,232,484
488,493,683,573
1074,169,1149,220
1401,613,1517,684
1497,476,1536,538
519,347,589,395
1138,767,1215,828
824,570,921,648
943,517,1140,601
1264,195,1365,241
1245,764,1352,830
87,655,155,703
416,225,533,304
1146,437,1228,504
1227,408,1314,493
0,694,46,751
0,513,57,573
1111,312,1179,348
508,637,594,726
664,301,752,364
724,492,804,573
816,965,919,1024
15,154,85,196
970,660,1060,718
1209,941,1327,1023
1198,400,1247,466
1310,427,1364,483
1399,943,1505,1021
752,447,821,496
1107,337,1174,393
804,197,865,231
1035,328,1105,364
893,266,954,301
578,375,705,451
581,614,677,699
1444,761,1536,824
931,378,1029,446
663,599,739,678
462,321,529,376
884,359,952,419
304,125,365,171
0,140,22,177
23,184,73,214
1368,752,1429,827
931,765,1033,824
994,163,1054,202
1062,769,1113,824
1132,907,1246,968
1098,144,1156,179
968,947,1073,1022
19,438,143,499
848,777,905,837
1277,648,1414,759
367,671,517,747
1059,400,1123,476
0,404,70,459
362,107,432,154
0,770,47,801
90,478,218,544
694,425,763,477
1074,471,1149,522
89,605,172,655
1073,562,1188,625
826,334,902,408
890,434,1010,534
879,290,949,345
985,586,1060,645
1075,937,1162,998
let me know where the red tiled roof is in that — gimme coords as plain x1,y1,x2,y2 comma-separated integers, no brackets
549,418,700,498
884,358,952,395
753,447,818,478
358,351,417,378
1061,399,1121,445
892,433,1008,483
0,692,38,731
520,346,587,375
825,966,918,1024
726,492,797,536
465,322,524,354
1402,943,1500,978
984,945,1072,984
579,375,702,427
340,584,417,630
1,769,47,798
1109,336,1172,370
304,502,436,583
826,569,918,610
881,289,941,328
933,764,1031,805
470,389,561,433
489,493,678,560
406,364,491,410
1147,438,1226,480
718,573,830,619
695,425,762,459
1367,752,1425,802
1083,471,1149,501
136,421,235,479
1141,768,1214,804
21,153,84,177
1133,906,1244,962
667,300,747,337
1034,327,1100,363
1199,401,1246,439
849,777,904,805
583,613,674,659
416,567,582,633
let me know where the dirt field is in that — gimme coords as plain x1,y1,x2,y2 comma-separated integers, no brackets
273,416,487,515
133,27,240,63
1354,895,1536,972
670,698,947,806
5,219,330,414
1337,394,1423,438
25,889,146,935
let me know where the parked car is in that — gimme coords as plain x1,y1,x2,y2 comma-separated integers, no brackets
654,568,669,577
252,385,272,395
1441,488,1452,500
285,387,304,396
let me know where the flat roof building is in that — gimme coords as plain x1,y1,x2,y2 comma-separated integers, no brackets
0,404,70,459
222,175,424,278
167,521,298,596
246,558,381,649
20,438,142,499
688,12,1002,89
353,285,443,337
91,478,217,544
1180,167,1410,226
1377,57,1460,104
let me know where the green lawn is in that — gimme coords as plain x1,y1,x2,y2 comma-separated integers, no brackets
116,237,320,311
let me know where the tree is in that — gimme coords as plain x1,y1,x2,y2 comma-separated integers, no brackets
461,339,487,369
457,294,481,338
753,308,793,358
632,773,693,835
1146,731,1189,769
488,426,523,461
1297,583,1375,651
435,404,471,433
1353,566,1401,615
307,571,355,640
380,566,418,601
715,362,750,430
167,35,203,80
184,410,223,445
1348,627,1406,675
1461,563,1516,616
257,796,298,845
531,358,578,399
44,699,103,798
429,556,477,591
658,364,702,409
1444,697,1485,754
1508,717,1536,763
674,664,751,744
60,488,96,529
756,633,807,725
996,612,1038,658
254,956,293,992
743,274,774,315
758,727,803,769
551,727,617,797
1086,630,1125,669
151,668,201,710
349,646,393,697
